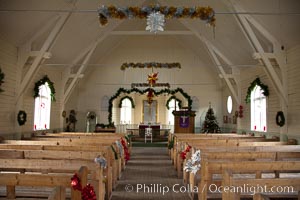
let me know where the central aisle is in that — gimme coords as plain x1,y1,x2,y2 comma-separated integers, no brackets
112,147,191,200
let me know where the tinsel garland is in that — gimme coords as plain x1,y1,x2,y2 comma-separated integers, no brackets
245,77,269,104
71,174,96,200
166,96,182,110
180,145,191,160
184,150,201,174
121,137,130,163
118,96,135,108
98,5,216,27
33,75,56,101
108,87,192,124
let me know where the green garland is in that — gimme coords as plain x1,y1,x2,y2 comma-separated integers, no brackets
276,111,285,127
118,96,135,108
17,110,27,126
121,62,181,71
108,87,193,124
34,75,56,101
111,145,118,160
168,136,174,150
0,67,4,93
166,96,182,110
245,77,269,104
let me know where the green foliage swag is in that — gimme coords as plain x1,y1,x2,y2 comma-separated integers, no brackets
245,77,269,104
108,87,193,124
118,96,135,108
34,75,56,101
166,96,182,110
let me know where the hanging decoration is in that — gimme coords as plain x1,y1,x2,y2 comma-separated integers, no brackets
70,174,97,200
94,156,107,169
33,75,56,101
168,136,174,149
146,11,165,33
121,62,181,71
131,83,170,88
121,137,130,163
0,67,5,93
180,145,191,160
118,96,135,108
17,110,27,126
98,5,216,28
166,96,182,110
148,72,158,87
276,111,285,127
184,150,201,174
245,77,269,104
238,105,243,118
108,87,192,124
111,145,118,160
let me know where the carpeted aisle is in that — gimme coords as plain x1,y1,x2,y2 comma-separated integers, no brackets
111,147,191,200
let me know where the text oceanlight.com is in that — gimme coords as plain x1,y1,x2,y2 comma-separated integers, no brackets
124,183,295,195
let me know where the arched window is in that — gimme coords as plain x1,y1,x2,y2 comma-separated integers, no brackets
227,96,233,114
251,86,267,132
167,99,179,125
34,83,51,130
120,98,132,124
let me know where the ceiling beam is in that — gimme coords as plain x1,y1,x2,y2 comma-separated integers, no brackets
62,21,123,104
179,19,241,105
15,13,70,104
231,2,288,107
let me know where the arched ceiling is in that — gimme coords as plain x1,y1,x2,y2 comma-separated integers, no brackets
0,0,299,70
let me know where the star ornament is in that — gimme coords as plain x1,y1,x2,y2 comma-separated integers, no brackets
146,11,165,33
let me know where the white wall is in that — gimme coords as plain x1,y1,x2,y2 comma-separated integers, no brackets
0,38,63,138
286,45,300,140
236,45,300,142
0,38,18,138
68,36,222,132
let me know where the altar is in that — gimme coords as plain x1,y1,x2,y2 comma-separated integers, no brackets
138,124,160,138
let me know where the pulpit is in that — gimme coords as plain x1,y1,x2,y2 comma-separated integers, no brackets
173,110,196,133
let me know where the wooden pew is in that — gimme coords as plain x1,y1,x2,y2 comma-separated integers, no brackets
222,163,300,200
174,137,277,173
198,153,300,200
0,143,116,199
180,144,300,200
0,158,102,200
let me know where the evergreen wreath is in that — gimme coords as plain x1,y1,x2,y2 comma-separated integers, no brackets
166,96,182,110
245,77,269,104
17,110,27,126
118,96,135,108
276,111,285,127
0,67,5,93
34,75,56,101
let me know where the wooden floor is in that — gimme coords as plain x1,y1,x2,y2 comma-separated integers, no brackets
111,147,191,200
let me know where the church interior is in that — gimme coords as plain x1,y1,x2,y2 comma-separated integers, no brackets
0,0,300,199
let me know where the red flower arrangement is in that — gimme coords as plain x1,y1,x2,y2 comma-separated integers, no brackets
180,145,191,160
71,174,96,200
121,138,130,163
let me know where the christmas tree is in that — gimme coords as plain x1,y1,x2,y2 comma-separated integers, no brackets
202,103,221,133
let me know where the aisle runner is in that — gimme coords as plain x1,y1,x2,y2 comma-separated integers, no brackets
112,147,191,200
